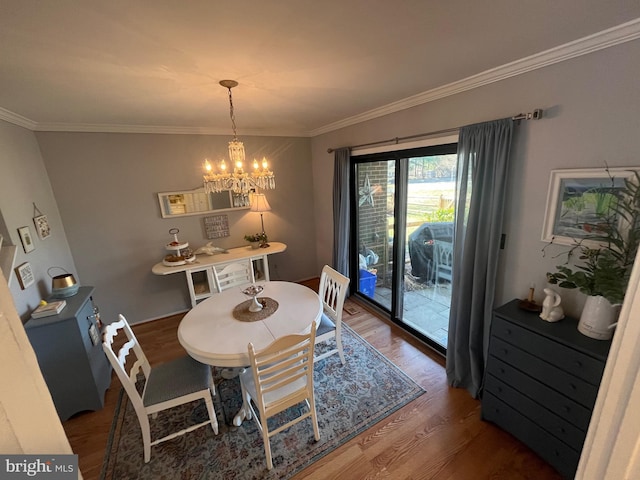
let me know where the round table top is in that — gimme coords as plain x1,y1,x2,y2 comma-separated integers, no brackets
178,281,322,367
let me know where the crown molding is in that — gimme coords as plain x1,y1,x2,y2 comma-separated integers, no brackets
32,122,306,137
310,18,640,136
2,18,639,136
0,108,38,130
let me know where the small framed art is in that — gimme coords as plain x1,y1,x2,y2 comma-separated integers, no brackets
204,214,230,239
15,262,34,289
33,214,51,240
18,226,35,253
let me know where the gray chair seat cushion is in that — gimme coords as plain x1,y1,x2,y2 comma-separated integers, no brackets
316,313,336,336
144,355,211,407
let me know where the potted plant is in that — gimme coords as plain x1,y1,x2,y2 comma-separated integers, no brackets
244,233,268,249
546,169,640,339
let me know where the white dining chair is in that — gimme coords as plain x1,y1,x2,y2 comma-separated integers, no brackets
102,314,218,463
315,265,350,364
239,322,319,470
213,260,255,292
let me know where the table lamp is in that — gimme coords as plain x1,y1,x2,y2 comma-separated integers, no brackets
250,193,271,247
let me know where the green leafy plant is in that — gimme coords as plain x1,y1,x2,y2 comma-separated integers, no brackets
546,169,640,305
244,233,268,243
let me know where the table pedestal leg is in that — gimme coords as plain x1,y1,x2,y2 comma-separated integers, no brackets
221,367,245,379
233,399,252,426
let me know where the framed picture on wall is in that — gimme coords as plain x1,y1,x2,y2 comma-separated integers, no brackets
15,262,34,289
33,214,51,240
541,167,640,246
18,226,35,253
204,214,230,239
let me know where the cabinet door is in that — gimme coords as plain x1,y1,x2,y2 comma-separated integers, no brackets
186,267,216,306
77,298,112,397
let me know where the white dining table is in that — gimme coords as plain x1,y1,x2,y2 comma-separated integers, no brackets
178,280,322,425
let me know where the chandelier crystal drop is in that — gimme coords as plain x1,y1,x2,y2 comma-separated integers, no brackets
203,80,276,195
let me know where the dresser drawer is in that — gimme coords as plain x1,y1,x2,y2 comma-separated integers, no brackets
490,336,599,408
492,316,605,384
483,392,579,479
485,356,592,429
484,374,586,449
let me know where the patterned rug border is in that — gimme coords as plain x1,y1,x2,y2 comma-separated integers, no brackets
292,324,425,469
100,324,426,479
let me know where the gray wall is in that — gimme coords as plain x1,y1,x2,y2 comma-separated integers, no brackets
3,38,639,324
32,133,316,323
311,39,640,319
0,121,76,321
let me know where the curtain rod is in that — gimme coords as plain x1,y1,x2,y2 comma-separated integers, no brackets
326,108,543,153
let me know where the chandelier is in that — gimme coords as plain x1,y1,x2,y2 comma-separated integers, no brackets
203,80,275,195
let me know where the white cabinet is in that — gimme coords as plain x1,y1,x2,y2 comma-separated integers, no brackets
152,242,287,308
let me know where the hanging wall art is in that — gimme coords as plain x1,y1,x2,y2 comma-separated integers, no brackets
33,203,51,240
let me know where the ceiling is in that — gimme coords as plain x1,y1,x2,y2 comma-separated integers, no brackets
1,1,639,136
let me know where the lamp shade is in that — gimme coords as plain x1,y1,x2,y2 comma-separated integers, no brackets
250,193,271,213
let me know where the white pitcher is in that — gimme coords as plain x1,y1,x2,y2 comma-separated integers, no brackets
578,295,621,340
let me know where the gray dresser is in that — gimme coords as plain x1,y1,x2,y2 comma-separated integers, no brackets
482,300,611,478
24,286,112,421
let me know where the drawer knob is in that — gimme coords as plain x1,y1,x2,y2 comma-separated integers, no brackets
570,383,577,391
574,360,583,368
502,348,509,355
505,328,512,335
562,405,571,413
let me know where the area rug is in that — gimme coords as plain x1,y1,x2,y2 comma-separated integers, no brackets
100,325,425,480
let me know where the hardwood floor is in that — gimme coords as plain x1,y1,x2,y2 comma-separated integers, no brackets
62,280,563,479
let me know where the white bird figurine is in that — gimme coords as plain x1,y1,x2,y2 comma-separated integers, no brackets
194,242,228,256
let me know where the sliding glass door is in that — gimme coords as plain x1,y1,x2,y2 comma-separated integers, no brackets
351,143,458,353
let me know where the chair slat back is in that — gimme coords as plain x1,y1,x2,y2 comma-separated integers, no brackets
213,261,255,292
102,314,150,409
248,325,316,409
319,265,350,322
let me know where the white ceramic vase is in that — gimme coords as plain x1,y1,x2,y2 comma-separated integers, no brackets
577,295,621,340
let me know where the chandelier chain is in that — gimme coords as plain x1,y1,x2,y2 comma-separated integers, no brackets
227,87,238,140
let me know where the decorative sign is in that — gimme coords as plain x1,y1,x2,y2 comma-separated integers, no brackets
16,262,34,289
18,226,35,253
204,215,230,239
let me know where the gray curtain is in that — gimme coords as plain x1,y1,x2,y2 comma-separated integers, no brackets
446,118,514,398
332,148,351,278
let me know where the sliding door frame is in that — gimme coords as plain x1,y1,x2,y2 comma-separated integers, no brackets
349,143,458,354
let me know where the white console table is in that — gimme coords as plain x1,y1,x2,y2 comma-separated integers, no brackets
152,242,287,307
